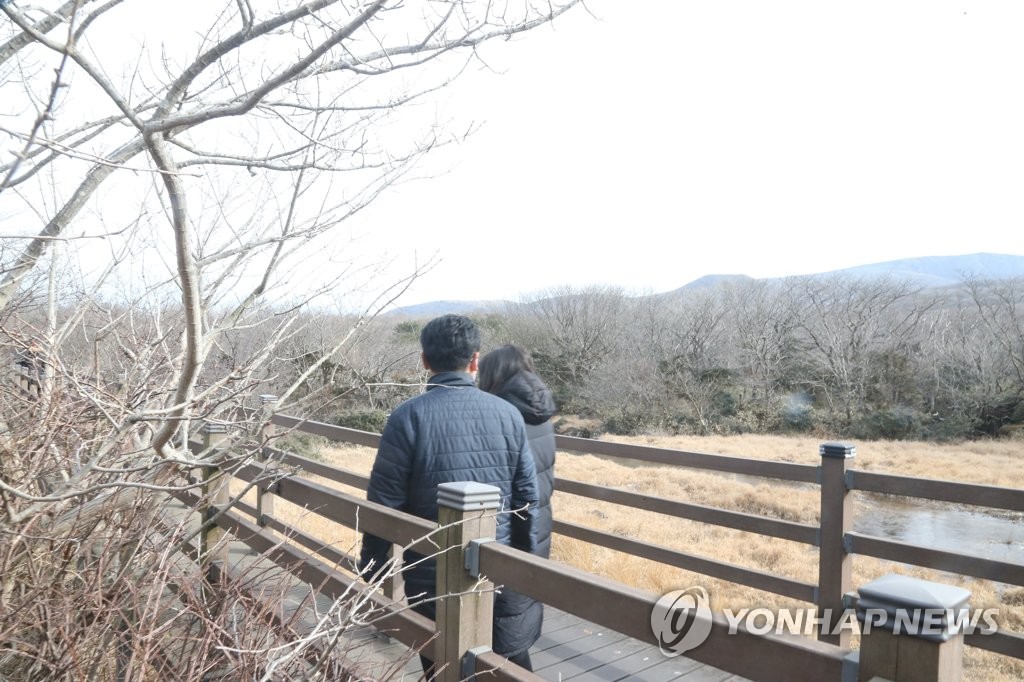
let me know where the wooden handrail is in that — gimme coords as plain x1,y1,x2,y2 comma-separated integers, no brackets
965,628,1024,658
214,506,434,649
477,543,852,682
273,447,370,490
554,434,820,483
847,470,1024,512
845,532,1024,586
268,414,1024,515
271,414,382,448
232,497,358,569
259,449,818,546
555,477,819,545
470,649,543,680
553,520,816,602
263,414,818,483
232,463,436,552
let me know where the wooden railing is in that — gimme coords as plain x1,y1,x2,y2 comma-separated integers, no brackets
548,433,1024,658
185,410,1023,681
475,542,849,681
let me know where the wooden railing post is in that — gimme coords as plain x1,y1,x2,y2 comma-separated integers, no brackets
199,422,230,577
435,482,499,682
256,394,277,529
818,441,855,646
855,574,970,682
14,361,39,400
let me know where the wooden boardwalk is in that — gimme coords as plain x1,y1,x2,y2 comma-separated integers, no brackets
212,527,747,679
386,606,750,681
513,607,748,681
533,607,748,681
165,492,750,681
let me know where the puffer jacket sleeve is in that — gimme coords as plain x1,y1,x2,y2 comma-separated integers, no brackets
358,412,413,578
509,430,539,553
527,420,556,559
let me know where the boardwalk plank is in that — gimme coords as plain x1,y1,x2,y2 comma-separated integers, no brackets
533,619,608,654
534,607,587,638
631,656,738,681
555,644,704,681
549,635,650,679
532,628,631,670
532,607,750,682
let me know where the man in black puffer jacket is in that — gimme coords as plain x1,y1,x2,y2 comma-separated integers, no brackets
358,314,539,678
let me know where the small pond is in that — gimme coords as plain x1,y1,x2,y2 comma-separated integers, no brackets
854,494,1024,566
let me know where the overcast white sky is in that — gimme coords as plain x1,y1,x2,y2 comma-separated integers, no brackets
340,0,1024,308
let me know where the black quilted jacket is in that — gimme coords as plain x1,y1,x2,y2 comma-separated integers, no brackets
358,371,539,646
489,369,557,657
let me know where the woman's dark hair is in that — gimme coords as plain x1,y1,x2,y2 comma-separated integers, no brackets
477,344,536,393
420,314,481,372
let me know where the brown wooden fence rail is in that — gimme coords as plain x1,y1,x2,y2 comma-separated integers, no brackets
475,542,849,682
185,411,1023,681
550,433,1024,659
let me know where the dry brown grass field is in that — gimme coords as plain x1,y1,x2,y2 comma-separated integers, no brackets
237,433,1024,681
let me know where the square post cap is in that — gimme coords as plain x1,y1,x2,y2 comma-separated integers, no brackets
203,422,229,434
857,574,971,642
820,441,856,459
437,481,501,511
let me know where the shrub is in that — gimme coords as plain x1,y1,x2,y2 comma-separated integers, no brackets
334,409,388,433
276,432,329,460
718,412,760,435
602,410,650,436
920,413,976,442
850,407,922,441
553,416,602,439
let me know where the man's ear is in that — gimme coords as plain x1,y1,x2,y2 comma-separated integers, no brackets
467,352,480,373
421,352,432,371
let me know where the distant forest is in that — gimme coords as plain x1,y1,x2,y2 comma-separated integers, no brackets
259,273,1024,443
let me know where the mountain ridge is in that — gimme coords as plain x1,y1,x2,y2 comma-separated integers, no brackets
388,252,1024,317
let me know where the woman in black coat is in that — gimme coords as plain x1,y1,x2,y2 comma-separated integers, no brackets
477,344,557,672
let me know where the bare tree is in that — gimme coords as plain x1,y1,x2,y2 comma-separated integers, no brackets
578,293,672,430
338,317,424,413
724,279,802,430
0,1,581,677
504,285,630,410
659,290,733,434
790,274,933,428
955,276,1024,433
965,276,1024,389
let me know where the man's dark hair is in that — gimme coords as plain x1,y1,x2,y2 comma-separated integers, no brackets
420,314,481,372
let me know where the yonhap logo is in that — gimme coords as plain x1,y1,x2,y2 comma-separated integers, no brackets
650,587,713,656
